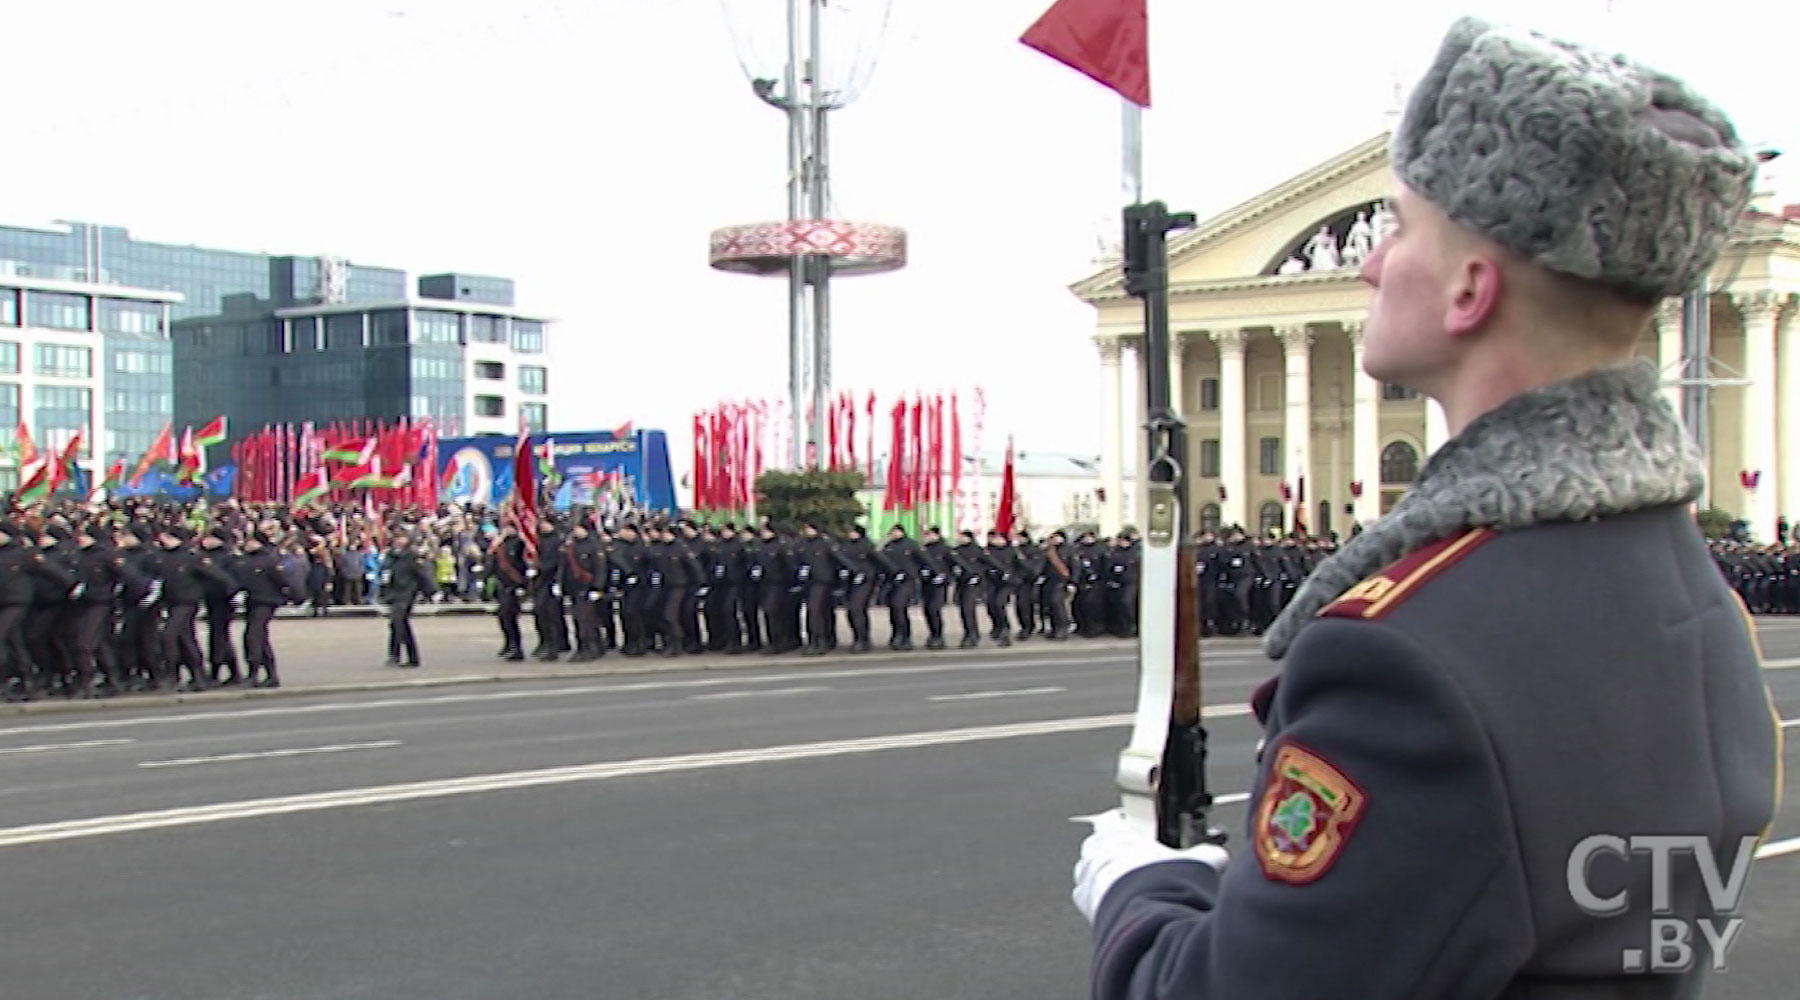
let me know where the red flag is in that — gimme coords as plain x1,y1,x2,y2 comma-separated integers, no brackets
950,394,962,523
864,392,876,481
692,412,706,510
993,436,1018,535
908,396,923,507
883,400,905,510
1020,0,1150,107
827,395,840,471
510,427,538,563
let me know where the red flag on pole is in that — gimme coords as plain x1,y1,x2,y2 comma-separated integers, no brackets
993,435,1018,535
1019,0,1151,108
510,427,538,563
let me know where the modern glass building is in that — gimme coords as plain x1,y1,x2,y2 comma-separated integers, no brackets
0,265,181,492
0,219,551,468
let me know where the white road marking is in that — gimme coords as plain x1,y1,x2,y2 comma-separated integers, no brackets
138,740,403,769
688,686,830,701
0,714,1148,849
1762,657,1800,670
0,656,1140,738
1782,718,1797,729
929,686,1067,702
0,739,136,756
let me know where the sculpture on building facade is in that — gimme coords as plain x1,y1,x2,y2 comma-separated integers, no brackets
1302,225,1339,270
1341,210,1375,267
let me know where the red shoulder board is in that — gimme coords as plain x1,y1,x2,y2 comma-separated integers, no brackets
1316,528,1495,621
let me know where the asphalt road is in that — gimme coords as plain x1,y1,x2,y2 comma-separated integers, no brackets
0,620,1797,999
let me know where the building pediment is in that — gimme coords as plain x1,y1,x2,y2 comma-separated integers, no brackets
1073,133,1394,303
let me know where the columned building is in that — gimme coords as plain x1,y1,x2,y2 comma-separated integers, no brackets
1076,133,1800,542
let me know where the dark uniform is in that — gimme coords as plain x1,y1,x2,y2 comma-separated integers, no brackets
383,540,436,667
1086,511,1782,998
235,533,301,687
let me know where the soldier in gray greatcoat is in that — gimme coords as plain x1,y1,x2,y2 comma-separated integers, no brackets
1072,17,1783,999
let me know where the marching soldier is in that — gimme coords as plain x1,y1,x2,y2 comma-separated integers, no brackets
564,517,607,662
916,527,951,650
881,525,921,651
198,528,243,685
490,522,530,661
237,528,301,687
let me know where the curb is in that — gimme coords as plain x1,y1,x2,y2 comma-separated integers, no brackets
1,638,1140,718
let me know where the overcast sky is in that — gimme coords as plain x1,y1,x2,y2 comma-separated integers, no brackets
2,0,1790,470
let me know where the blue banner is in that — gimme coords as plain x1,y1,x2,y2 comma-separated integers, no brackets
436,428,676,516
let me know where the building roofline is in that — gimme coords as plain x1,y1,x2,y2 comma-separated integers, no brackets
0,271,184,303
272,299,552,322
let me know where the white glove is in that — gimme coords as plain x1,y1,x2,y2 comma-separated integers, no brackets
1072,808,1229,924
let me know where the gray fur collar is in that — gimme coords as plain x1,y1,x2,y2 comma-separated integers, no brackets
1261,358,1703,659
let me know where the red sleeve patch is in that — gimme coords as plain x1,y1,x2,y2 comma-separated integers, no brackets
1316,528,1494,620
1253,741,1368,885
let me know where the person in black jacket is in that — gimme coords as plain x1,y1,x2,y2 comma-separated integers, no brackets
155,526,232,692
111,525,163,692
198,529,243,685
236,529,301,687
0,523,41,701
382,533,435,668
69,522,124,698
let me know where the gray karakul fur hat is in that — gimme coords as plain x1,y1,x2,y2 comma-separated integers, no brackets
1391,16,1757,302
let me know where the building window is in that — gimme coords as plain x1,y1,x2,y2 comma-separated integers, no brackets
326,313,364,350
1317,501,1332,538
413,309,461,345
290,316,319,351
1257,374,1281,410
521,402,547,432
511,320,544,353
25,291,90,332
1199,438,1220,477
113,349,171,375
469,315,506,344
1380,441,1420,484
0,289,16,326
34,343,92,378
475,395,505,418
412,356,458,380
1258,501,1284,535
1198,377,1219,411
97,299,164,337
474,361,504,380
0,382,17,430
520,365,547,395
0,341,16,374
371,310,409,346
1199,503,1221,531
1258,436,1281,476
1382,383,1418,401
34,386,92,457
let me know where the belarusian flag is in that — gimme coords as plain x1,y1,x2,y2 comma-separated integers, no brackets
50,432,82,488
100,460,124,491
334,459,387,489
11,422,36,466
130,423,174,488
322,437,375,464
16,461,49,504
175,427,201,484
194,415,228,447
292,467,330,509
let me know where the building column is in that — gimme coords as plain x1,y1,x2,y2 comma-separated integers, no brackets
1210,328,1247,530
1777,296,1800,526
1277,325,1313,532
1132,338,1150,530
1347,320,1381,526
1656,297,1684,420
1737,291,1782,541
1425,398,1450,456
1097,337,1124,534
1169,334,1186,416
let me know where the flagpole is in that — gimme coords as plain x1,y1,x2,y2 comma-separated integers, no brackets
1122,98,1144,206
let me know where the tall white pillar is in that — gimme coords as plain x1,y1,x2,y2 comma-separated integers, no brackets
1278,325,1313,532
1777,297,1800,526
1656,297,1684,420
1097,337,1125,533
1132,338,1149,530
1737,291,1781,541
1425,398,1450,456
1169,335,1186,416
1210,328,1247,530
1347,320,1381,526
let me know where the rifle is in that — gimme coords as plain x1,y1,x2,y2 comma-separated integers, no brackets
1112,201,1226,850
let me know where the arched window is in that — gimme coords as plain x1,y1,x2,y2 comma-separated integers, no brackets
1258,501,1284,536
1199,503,1221,532
1380,441,1420,484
